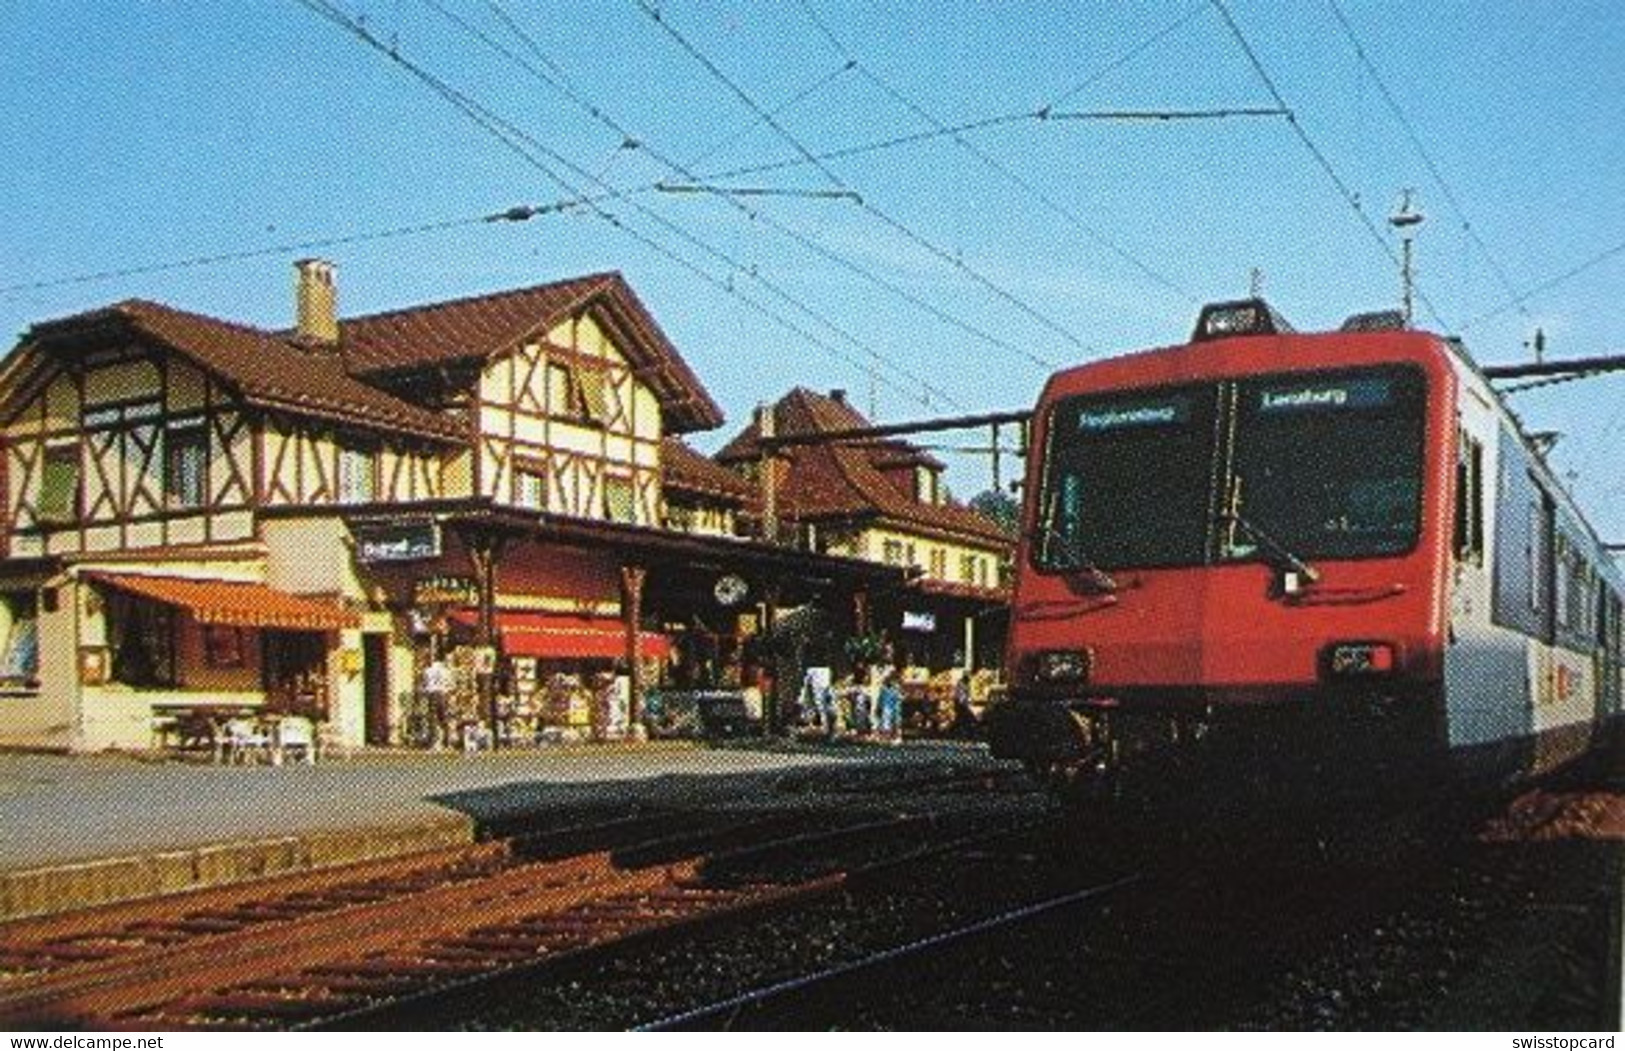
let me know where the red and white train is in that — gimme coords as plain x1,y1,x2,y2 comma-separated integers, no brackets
989,300,1625,804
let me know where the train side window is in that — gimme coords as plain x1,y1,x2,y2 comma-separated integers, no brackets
1453,432,1484,564
1554,536,1572,631
1527,501,1543,613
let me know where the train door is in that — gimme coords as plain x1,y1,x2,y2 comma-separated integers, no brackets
1602,590,1623,721
1443,398,1524,757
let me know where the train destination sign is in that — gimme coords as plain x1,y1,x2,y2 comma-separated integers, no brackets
1075,398,1189,432
1256,377,1394,414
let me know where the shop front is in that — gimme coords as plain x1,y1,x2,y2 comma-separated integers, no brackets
0,563,359,752
352,502,907,746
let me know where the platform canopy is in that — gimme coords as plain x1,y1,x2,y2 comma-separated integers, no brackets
87,572,359,631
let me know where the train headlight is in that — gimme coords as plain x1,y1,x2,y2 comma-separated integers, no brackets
1032,649,1093,684
1326,642,1395,677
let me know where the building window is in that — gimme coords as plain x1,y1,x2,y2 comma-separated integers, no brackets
930,548,947,580
336,444,377,504
916,466,939,504
514,458,548,510
546,361,577,417
604,476,636,523
579,369,608,423
883,539,906,566
547,360,607,425
0,594,40,690
37,444,80,525
164,424,208,509
107,592,175,688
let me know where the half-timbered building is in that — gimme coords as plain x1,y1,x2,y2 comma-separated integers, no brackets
0,263,900,751
716,387,1014,675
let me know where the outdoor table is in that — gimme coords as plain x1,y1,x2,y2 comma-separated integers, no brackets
149,703,260,763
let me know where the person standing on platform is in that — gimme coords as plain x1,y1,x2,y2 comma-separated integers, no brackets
421,656,454,750
876,671,904,745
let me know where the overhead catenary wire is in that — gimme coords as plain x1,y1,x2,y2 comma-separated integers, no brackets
793,0,1206,306
1208,0,1450,332
430,0,984,410
631,0,1076,366
0,213,500,297
290,0,946,412
1460,234,1625,331
1322,0,1526,324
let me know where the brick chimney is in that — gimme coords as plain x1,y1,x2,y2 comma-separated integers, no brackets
293,258,339,345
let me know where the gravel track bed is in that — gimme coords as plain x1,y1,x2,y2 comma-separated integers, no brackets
346,772,1623,1030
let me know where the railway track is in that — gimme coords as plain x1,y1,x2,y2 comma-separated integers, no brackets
0,766,1035,1030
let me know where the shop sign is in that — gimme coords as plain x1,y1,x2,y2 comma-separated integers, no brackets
352,518,441,563
414,575,478,606
902,610,937,633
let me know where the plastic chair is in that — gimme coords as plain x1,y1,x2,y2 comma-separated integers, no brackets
274,716,317,765
221,718,271,765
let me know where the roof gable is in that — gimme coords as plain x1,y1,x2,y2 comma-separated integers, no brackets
18,301,464,443
717,387,1008,545
341,272,723,433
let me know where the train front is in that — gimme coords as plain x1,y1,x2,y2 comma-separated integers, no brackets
989,301,1457,802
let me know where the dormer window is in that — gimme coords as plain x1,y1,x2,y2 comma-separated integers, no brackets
916,465,939,504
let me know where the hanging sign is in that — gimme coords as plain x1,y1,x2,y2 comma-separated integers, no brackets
352,518,441,563
901,610,937,633
414,575,478,606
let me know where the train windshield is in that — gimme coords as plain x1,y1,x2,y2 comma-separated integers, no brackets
1033,366,1427,572
1228,367,1426,561
1035,385,1220,570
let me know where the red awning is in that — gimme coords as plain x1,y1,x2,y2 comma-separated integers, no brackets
87,573,358,631
449,609,670,660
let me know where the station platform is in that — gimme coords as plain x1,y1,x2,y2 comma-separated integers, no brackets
0,741,991,921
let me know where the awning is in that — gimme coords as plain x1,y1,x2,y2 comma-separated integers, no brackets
87,573,359,631
448,609,670,660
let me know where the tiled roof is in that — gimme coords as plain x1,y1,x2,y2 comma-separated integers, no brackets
715,388,1010,547
340,272,722,434
661,438,756,505
23,300,465,443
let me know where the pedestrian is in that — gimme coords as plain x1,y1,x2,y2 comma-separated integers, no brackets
952,672,976,736
420,655,453,750
824,674,849,740
800,665,832,732
876,671,904,745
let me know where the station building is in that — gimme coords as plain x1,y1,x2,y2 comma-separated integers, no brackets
715,387,1013,707
0,263,908,751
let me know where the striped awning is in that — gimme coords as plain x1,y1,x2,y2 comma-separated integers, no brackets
87,573,358,631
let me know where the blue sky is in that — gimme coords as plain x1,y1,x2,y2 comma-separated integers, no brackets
2,1,1622,547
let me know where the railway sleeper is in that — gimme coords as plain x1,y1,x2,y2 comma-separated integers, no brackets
325,957,490,979
0,942,121,965
441,934,554,954
289,972,420,997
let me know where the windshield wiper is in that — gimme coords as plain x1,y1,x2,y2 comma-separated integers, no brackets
1031,520,1118,593
1219,508,1320,585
